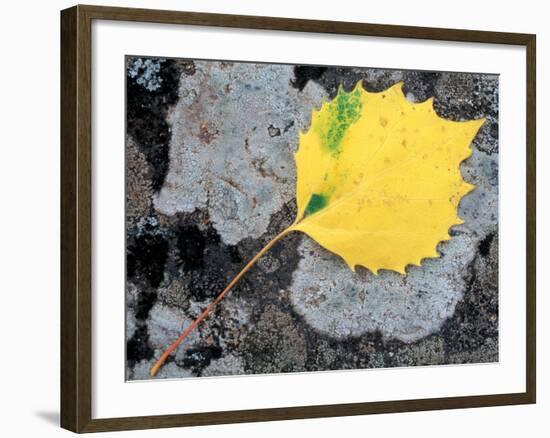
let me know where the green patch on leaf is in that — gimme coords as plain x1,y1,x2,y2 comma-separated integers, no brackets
305,193,328,216
318,87,362,155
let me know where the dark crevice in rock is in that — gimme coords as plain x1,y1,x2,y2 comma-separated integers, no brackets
291,65,327,91
127,232,169,288
126,57,183,191
227,245,243,264
135,290,158,321
176,225,207,272
126,219,168,370
478,232,495,257
311,67,364,98
127,325,154,368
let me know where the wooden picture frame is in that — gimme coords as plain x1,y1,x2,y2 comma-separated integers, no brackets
61,4,536,433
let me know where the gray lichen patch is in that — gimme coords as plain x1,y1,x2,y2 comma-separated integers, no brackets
131,359,194,380
154,61,327,245
459,149,498,237
127,57,165,92
147,303,201,352
289,232,477,343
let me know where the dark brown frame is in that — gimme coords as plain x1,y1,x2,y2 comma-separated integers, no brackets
61,4,536,433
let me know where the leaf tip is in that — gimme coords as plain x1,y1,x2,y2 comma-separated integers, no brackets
353,79,364,93
462,115,487,135
423,96,435,109
476,116,488,127
391,81,405,93
463,182,476,195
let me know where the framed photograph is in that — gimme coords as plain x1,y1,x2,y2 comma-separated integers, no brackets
60,4,536,433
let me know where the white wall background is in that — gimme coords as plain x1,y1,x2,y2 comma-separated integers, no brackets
0,0,545,436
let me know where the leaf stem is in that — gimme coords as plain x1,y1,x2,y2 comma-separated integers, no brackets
150,227,293,377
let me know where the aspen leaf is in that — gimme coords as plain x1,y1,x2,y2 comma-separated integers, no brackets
288,81,485,274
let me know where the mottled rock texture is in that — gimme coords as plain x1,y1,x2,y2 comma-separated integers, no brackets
125,57,498,380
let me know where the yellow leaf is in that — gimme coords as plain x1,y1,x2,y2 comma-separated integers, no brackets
288,81,485,274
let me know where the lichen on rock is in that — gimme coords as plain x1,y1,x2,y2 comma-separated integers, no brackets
154,61,327,245
289,232,477,343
